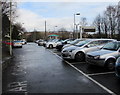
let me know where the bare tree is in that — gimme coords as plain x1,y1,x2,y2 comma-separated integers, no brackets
58,28,69,39
105,5,117,38
116,1,120,40
2,1,17,38
101,12,109,38
80,17,87,26
93,14,102,38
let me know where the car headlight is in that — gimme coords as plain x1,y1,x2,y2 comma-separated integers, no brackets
94,55,100,59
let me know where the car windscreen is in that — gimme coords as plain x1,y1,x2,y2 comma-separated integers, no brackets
74,40,90,47
52,39,59,42
102,42,120,51
70,39,81,45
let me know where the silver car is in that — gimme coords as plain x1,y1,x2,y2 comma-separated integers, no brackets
86,41,120,70
62,39,115,62
115,57,120,78
62,39,83,50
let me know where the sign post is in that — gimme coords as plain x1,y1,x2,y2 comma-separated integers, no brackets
80,26,96,39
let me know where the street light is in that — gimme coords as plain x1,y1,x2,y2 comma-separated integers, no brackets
54,26,57,32
45,20,47,40
74,13,80,39
10,1,12,55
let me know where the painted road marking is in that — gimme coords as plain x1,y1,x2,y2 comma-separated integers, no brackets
87,72,115,76
48,49,116,95
8,81,27,92
70,62,86,64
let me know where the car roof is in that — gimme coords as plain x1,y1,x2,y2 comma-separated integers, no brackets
85,38,116,41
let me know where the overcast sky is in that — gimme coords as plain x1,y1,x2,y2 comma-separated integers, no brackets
16,1,118,32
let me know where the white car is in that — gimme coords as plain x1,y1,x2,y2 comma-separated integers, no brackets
13,40,22,48
62,39,116,62
46,39,62,48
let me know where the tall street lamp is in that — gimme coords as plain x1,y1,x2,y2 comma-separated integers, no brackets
54,26,57,33
74,13,80,39
45,20,47,40
10,1,12,55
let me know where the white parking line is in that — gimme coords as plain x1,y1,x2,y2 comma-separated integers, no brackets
48,49,116,95
87,72,115,76
70,62,86,64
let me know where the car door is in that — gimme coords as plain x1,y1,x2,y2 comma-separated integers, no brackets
84,40,101,53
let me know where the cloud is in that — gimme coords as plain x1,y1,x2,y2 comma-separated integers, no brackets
16,9,74,32
14,0,119,2
16,2,118,32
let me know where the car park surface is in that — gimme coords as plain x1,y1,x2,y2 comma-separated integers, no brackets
46,42,120,95
3,42,120,94
3,43,114,94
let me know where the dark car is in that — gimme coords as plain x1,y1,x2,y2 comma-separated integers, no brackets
115,57,120,78
56,39,75,51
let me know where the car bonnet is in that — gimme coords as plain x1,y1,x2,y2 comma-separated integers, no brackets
87,49,115,56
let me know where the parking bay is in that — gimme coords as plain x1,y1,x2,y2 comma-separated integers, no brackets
48,48,120,95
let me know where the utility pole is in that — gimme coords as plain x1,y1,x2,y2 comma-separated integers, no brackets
73,13,80,39
45,20,47,40
10,1,12,55
74,14,75,39
118,1,120,40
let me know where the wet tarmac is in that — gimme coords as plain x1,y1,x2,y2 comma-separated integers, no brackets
2,43,116,94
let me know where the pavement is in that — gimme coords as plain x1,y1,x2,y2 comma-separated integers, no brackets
2,43,119,94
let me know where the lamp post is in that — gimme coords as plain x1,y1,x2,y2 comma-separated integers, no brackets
54,26,57,33
75,24,80,39
45,20,47,40
10,1,12,55
74,13,80,39
117,1,120,40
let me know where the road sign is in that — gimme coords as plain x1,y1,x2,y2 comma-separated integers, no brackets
81,26,96,32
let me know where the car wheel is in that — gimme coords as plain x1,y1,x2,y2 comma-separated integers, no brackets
106,59,115,70
49,44,53,49
75,52,85,62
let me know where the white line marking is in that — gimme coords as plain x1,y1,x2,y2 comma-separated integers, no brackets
87,72,115,76
48,49,116,95
70,62,86,64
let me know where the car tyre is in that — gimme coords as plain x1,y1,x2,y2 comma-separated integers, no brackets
49,44,53,49
106,59,115,70
75,52,85,62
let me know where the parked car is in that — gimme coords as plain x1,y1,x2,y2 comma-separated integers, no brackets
46,39,62,48
13,40,22,48
115,57,120,78
56,39,75,51
86,41,120,70
38,39,44,46
62,39,115,62
62,39,83,50
43,39,55,47
21,40,27,45
35,40,40,43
